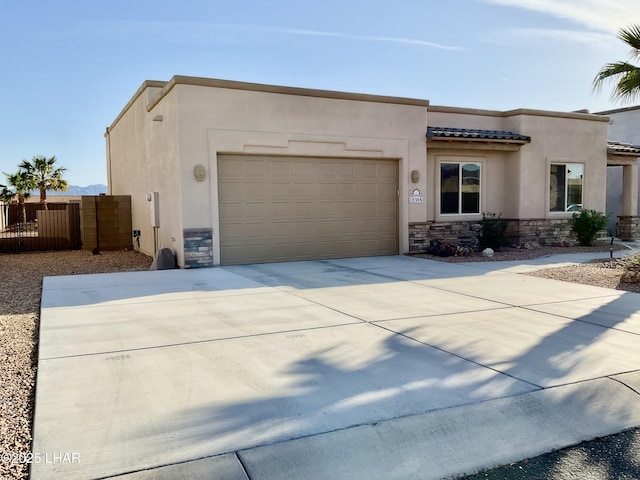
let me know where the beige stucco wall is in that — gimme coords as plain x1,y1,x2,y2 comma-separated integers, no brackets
428,106,608,222
154,78,428,265
106,82,185,262
506,112,608,218
602,107,640,231
107,76,611,266
606,107,640,144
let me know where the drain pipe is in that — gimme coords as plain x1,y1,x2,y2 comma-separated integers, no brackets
105,127,113,194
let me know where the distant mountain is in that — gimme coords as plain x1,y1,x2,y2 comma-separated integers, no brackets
37,184,108,196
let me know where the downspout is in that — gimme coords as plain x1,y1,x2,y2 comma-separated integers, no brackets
105,127,113,195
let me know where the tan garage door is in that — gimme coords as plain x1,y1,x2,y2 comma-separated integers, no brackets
218,155,398,265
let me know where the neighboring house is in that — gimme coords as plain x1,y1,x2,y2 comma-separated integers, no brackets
596,106,640,237
106,75,635,268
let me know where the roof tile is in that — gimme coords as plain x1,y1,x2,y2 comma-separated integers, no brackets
427,126,531,142
608,141,640,155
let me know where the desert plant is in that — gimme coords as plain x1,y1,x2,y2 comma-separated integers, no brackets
571,209,607,246
3,169,34,224
19,155,68,208
479,212,508,250
0,184,14,202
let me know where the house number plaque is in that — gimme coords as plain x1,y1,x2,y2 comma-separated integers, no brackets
409,188,423,204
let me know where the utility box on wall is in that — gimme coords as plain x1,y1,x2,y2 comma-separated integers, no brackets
148,192,160,227
81,195,133,251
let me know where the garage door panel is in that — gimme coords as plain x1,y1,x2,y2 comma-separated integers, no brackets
293,161,316,179
377,162,398,177
378,200,399,213
357,183,380,197
318,161,337,177
378,183,398,196
244,159,268,178
316,202,338,217
337,163,357,177
336,184,357,198
218,160,245,178
357,201,379,215
270,161,292,178
219,203,245,218
218,155,398,265
269,202,292,218
358,163,379,178
271,183,294,200
271,221,316,238
289,184,314,198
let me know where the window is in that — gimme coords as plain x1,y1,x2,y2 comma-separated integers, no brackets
550,163,583,212
440,162,480,214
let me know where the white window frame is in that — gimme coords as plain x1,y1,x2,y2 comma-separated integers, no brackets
439,161,482,216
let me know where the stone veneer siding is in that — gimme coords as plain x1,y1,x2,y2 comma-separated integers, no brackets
618,216,640,241
409,221,481,253
504,218,576,246
183,228,214,268
409,218,577,253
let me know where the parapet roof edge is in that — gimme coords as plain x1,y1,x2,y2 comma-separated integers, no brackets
596,104,640,115
145,75,430,112
105,80,167,135
429,105,610,122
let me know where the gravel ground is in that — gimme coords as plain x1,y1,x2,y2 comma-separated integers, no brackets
0,250,152,480
0,247,638,480
414,244,640,293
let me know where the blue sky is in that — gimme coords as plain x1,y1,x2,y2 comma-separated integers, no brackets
1,0,639,186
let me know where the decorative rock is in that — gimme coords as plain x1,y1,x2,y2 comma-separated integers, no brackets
482,248,494,258
151,247,177,270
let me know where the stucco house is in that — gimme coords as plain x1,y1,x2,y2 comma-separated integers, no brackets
597,105,640,237
106,75,636,267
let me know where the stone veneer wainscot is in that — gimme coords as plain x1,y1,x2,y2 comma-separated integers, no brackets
183,228,214,268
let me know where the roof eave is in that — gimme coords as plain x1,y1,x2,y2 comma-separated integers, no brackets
426,137,530,145
426,139,527,152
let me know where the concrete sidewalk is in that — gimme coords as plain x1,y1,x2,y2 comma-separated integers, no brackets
31,252,640,479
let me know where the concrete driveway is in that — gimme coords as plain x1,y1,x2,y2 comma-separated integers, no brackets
31,255,640,479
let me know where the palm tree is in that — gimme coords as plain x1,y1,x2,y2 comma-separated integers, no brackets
3,169,34,224
19,156,68,208
0,184,14,202
593,24,640,103
0,184,11,232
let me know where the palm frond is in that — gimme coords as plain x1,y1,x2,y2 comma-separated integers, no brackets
593,61,640,101
619,24,640,59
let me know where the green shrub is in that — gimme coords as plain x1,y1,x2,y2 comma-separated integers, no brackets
479,212,508,250
571,209,607,246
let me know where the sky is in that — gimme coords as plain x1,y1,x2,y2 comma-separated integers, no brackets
1,0,640,187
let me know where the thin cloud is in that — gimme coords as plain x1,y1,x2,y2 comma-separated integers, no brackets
478,0,640,33
488,27,619,47
60,21,461,51
279,27,462,51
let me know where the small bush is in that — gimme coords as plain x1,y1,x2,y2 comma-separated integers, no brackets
479,212,508,250
571,209,607,246
429,240,473,257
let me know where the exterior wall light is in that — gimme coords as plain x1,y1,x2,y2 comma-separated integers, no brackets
194,164,207,182
411,170,420,183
